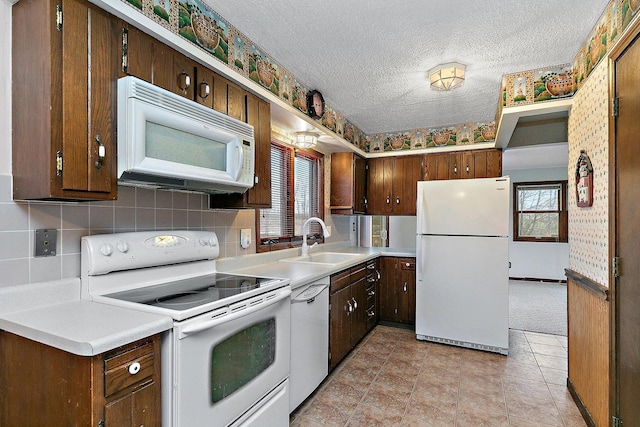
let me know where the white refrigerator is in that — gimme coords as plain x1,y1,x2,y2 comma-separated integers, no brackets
415,177,510,355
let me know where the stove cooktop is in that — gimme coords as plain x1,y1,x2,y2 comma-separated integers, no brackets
104,273,284,312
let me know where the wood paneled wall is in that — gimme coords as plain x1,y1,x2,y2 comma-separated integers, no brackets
566,269,610,427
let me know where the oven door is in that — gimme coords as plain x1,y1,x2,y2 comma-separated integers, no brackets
173,286,291,427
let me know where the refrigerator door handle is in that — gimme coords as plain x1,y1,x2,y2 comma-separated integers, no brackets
416,239,423,282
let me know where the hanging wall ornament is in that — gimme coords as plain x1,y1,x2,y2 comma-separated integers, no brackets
575,149,594,207
306,90,325,119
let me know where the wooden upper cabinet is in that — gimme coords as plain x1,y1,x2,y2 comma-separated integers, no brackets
425,149,502,181
330,152,367,215
12,0,117,200
366,155,422,215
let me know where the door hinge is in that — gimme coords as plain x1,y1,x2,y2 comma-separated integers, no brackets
121,28,129,74
613,415,622,427
56,151,63,177
613,256,621,278
56,4,63,31
613,97,620,117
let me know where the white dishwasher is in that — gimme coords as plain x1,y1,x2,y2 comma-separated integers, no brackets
289,276,329,413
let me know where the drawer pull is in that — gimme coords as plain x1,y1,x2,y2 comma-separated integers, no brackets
128,362,141,375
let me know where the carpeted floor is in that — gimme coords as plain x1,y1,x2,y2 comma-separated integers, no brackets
509,280,567,336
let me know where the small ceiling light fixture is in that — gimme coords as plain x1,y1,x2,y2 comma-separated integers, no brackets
294,131,318,149
428,62,466,91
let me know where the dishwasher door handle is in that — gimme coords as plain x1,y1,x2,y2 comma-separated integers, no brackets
291,283,329,303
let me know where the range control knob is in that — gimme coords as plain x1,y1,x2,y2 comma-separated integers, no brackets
209,237,218,247
117,241,130,253
199,237,208,246
100,243,114,256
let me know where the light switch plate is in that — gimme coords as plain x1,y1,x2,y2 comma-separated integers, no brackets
240,229,251,249
35,229,57,257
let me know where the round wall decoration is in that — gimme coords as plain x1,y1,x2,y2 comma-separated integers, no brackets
306,90,325,119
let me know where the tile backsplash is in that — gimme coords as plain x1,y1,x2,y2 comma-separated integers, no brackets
0,173,349,288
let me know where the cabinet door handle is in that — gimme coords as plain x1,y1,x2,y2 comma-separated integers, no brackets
367,277,376,283
351,297,358,309
198,80,210,100
466,164,470,173
346,300,353,314
367,290,375,297
454,164,458,174
178,70,191,92
403,282,408,293
94,135,105,169
396,196,400,204
386,196,390,204
376,270,381,280
128,362,141,375
367,309,375,318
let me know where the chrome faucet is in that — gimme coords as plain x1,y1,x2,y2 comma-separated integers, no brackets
301,217,331,256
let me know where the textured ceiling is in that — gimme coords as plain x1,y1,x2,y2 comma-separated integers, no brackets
203,0,609,135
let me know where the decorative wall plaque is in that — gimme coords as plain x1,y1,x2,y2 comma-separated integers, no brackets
575,149,594,207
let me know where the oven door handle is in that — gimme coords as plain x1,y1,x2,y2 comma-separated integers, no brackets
178,287,291,339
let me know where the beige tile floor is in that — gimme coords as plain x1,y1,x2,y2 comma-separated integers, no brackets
290,326,586,427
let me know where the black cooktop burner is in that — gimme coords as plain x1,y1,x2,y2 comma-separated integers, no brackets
104,273,282,311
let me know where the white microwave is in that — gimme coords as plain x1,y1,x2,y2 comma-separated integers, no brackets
117,76,255,194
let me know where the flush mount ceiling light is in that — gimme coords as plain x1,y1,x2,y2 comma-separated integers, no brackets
294,131,318,149
428,62,466,91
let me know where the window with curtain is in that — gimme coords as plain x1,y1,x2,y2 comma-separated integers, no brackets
513,181,568,242
258,140,323,252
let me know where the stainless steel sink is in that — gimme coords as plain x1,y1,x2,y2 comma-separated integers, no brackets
279,252,362,266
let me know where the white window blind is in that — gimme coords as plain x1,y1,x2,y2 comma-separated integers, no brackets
259,141,323,246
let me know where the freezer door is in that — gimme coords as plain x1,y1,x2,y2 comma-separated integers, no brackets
415,235,509,351
416,177,510,237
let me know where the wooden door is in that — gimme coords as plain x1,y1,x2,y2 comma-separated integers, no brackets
61,0,115,195
194,65,215,108
354,156,367,213
367,158,386,214
350,277,368,347
246,96,271,207
329,286,352,371
398,258,416,324
613,26,640,426
395,156,422,215
227,80,246,121
120,23,153,82
378,257,398,322
486,149,502,177
459,151,475,179
425,153,450,180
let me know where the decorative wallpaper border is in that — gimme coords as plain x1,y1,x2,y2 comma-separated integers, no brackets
119,0,631,154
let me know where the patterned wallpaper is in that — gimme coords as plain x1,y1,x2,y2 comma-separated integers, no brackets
567,59,610,287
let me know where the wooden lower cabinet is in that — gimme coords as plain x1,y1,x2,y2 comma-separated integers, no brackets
329,263,368,371
379,257,416,325
0,332,161,426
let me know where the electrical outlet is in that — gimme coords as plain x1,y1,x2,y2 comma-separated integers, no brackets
240,228,251,249
35,229,57,257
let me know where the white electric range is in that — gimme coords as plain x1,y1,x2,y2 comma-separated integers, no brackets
81,230,291,427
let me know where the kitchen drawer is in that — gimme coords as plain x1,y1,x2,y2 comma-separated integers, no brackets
351,263,367,283
104,341,156,398
330,269,351,293
399,258,416,271
366,304,376,331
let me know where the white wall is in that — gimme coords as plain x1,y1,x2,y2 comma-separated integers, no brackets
504,166,569,281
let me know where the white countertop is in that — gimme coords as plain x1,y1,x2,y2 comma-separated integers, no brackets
0,246,415,356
